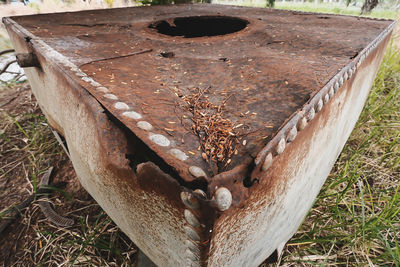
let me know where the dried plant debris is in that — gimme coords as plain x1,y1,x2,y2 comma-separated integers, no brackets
183,87,239,167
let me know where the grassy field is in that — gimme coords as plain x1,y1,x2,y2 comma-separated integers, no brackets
277,41,400,267
213,0,398,19
0,2,399,266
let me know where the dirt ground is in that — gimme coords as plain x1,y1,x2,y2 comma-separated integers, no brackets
0,84,137,266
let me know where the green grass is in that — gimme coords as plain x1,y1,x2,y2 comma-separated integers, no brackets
213,0,398,19
274,2,397,19
278,42,400,266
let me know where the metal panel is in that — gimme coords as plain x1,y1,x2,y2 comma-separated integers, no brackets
3,5,395,266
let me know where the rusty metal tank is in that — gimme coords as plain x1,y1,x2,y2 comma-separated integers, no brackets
3,4,396,266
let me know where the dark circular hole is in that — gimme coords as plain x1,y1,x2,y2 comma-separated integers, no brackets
149,16,249,38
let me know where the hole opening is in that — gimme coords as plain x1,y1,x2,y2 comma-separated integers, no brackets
149,16,249,38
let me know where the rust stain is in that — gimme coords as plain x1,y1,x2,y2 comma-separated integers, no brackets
6,5,392,184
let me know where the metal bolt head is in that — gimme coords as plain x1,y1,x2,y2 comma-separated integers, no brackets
307,107,315,121
339,76,344,87
123,111,142,120
343,71,348,81
287,126,297,143
189,166,207,178
194,189,207,199
169,148,188,161
149,133,170,147
137,121,153,131
328,87,334,98
276,138,285,154
184,226,200,242
334,81,340,92
316,99,323,112
114,102,130,110
298,117,307,131
215,187,232,211
324,94,329,104
184,209,200,228
261,152,273,171
181,191,200,210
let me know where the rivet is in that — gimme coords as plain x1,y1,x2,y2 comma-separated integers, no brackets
307,107,315,121
276,138,285,154
169,148,188,161
137,121,152,131
343,71,348,81
339,76,344,87
82,76,92,83
261,152,273,171
357,60,362,68
329,87,334,98
185,240,200,254
181,191,200,210
75,71,86,77
316,99,323,112
186,248,200,261
348,68,353,78
184,226,200,242
149,133,170,147
114,102,130,110
194,189,207,199
97,86,109,93
334,81,340,92
287,126,297,142
189,166,207,178
184,209,200,228
104,93,118,100
324,94,329,104
122,111,142,120
298,117,307,130
90,80,101,87
215,187,232,211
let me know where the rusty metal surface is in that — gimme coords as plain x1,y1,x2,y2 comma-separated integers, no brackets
6,5,392,183
3,5,396,266
209,28,393,267
4,22,201,265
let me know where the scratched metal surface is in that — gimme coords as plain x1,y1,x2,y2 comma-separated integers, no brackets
9,4,391,183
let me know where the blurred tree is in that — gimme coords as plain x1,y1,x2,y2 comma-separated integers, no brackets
266,0,275,7
360,0,379,13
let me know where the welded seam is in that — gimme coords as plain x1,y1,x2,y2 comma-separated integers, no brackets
180,190,205,267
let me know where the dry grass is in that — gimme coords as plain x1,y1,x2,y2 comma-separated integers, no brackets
183,87,239,167
0,84,136,266
271,42,400,267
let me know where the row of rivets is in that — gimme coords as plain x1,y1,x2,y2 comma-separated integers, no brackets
69,59,208,265
259,56,362,172
72,66,194,168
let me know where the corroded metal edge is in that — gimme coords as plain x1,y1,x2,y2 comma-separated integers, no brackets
3,17,212,267
253,19,397,176
2,16,206,184
208,28,393,267
3,10,396,203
